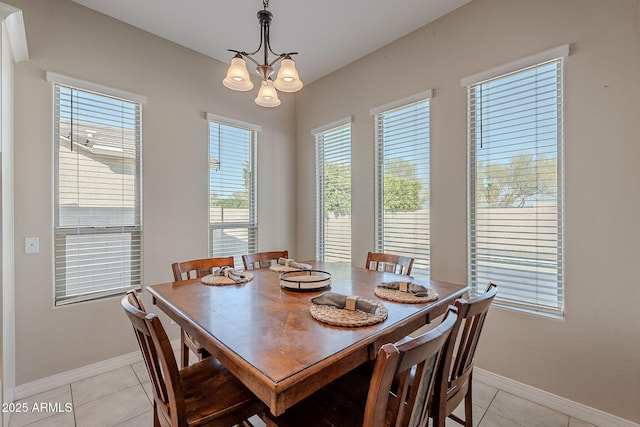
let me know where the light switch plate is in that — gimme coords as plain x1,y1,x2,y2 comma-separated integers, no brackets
25,237,39,254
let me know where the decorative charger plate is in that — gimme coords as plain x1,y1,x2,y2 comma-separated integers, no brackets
374,286,438,303
201,271,254,286
280,270,331,292
310,299,388,327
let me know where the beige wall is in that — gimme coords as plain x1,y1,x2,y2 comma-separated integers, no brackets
9,0,297,384
6,0,640,423
295,0,640,423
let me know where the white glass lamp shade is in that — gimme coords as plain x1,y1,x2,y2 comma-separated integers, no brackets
223,56,254,91
274,58,303,92
255,80,281,107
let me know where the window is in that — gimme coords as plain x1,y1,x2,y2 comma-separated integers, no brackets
314,119,352,262
372,92,432,277
50,73,144,305
465,46,566,315
208,114,258,270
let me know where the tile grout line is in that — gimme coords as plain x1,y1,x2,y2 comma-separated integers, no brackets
70,365,147,426
475,385,499,427
71,383,77,427
130,362,153,406
72,381,142,411
15,384,73,427
107,363,153,427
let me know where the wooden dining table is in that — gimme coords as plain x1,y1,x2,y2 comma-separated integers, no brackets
146,260,468,416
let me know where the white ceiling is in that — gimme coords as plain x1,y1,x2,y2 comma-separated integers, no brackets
71,0,471,84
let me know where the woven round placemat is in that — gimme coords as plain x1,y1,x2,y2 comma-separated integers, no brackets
200,272,254,286
310,299,388,327
269,263,312,272
374,287,438,303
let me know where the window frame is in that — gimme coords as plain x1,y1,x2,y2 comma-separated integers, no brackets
207,113,259,270
371,90,432,278
48,72,145,306
312,118,352,262
463,46,567,316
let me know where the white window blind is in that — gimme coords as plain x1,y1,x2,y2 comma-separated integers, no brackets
315,122,351,262
53,83,142,305
208,119,257,270
374,98,430,277
467,58,564,315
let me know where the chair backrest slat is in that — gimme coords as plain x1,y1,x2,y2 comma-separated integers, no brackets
365,252,414,276
455,312,486,379
449,286,495,383
242,250,289,270
172,256,235,280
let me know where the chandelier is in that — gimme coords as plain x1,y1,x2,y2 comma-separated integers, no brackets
223,0,303,107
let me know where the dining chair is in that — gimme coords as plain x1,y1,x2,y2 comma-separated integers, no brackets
172,256,235,280
122,291,266,427
171,256,235,368
430,283,498,427
242,250,289,270
365,251,415,275
262,306,458,427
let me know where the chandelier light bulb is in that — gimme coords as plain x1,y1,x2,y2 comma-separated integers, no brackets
255,80,281,107
223,56,253,91
274,57,303,92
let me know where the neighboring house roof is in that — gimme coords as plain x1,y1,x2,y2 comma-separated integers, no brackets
59,119,136,160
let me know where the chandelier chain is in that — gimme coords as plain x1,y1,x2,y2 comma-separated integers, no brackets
263,0,269,10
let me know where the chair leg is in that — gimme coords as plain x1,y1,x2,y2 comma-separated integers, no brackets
464,380,473,427
153,402,161,427
447,381,474,426
180,330,189,368
432,411,446,427
429,398,445,427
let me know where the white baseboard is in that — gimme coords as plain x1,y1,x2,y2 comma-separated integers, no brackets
14,350,142,400
474,368,639,427
14,339,180,401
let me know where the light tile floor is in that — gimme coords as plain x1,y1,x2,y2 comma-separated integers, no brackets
8,352,600,427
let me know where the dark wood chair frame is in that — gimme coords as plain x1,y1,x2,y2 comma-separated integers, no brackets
430,283,498,427
121,291,265,427
365,251,415,276
242,250,289,270
172,256,236,280
171,256,236,368
263,306,459,427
